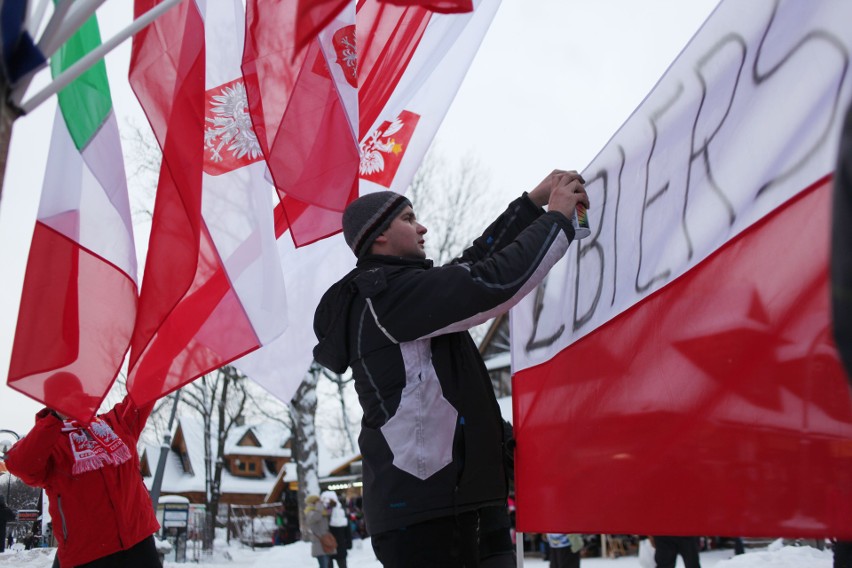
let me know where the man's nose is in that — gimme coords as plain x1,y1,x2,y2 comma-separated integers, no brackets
418,223,427,234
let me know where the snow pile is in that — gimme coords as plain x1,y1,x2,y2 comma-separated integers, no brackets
154,536,173,553
0,547,56,567
716,540,833,568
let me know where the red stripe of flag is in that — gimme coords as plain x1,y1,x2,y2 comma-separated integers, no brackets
293,0,351,55
377,0,472,14
513,178,852,538
356,2,430,140
9,223,136,419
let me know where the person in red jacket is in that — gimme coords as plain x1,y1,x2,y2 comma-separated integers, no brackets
5,377,160,568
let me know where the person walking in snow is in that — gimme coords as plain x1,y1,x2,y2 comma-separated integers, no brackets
305,494,336,568
313,170,590,567
322,491,352,568
546,533,583,568
650,536,701,568
0,495,15,553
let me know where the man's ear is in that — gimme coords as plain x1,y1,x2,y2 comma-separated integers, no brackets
368,233,388,256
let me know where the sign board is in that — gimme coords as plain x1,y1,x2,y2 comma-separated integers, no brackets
162,503,189,529
16,510,39,522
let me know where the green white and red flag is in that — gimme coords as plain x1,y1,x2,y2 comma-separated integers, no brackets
7,12,136,424
510,0,852,538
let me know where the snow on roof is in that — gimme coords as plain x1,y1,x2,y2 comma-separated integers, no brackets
224,422,291,458
143,417,291,497
282,461,298,484
158,495,190,504
321,451,361,478
279,450,362,483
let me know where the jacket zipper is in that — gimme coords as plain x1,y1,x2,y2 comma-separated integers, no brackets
57,495,68,540
101,469,125,548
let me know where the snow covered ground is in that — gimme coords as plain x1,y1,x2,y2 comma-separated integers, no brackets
0,538,836,568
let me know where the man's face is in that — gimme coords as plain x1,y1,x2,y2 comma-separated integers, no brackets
375,205,428,259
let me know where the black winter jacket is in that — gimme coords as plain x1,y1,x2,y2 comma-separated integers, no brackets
313,194,575,535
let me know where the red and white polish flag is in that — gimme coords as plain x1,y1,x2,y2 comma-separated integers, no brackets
127,0,286,405
358,0,499,196
243,0,360,248
236,0,500,404
510,0,852,538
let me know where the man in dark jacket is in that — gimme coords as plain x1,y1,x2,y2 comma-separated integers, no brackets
832,99,852,568
313,170,589,567
834,98,852,384
0,495,15,553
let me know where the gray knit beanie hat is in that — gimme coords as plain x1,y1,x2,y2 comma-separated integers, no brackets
343,191,411,258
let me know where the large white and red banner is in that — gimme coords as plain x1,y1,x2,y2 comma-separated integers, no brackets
511,0,852,538
236,0,500,403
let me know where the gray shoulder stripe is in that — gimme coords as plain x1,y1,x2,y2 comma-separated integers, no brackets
422,229,570,339
472,222,561,290
367,298,398,344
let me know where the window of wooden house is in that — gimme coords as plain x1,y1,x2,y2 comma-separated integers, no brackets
233,457,260,477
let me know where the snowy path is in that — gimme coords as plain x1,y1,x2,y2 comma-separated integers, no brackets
0,539,834,567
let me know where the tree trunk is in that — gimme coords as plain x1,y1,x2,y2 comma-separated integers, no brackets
290,364,321,540
206,373,230,550
336,377,357,454
324,370,357,455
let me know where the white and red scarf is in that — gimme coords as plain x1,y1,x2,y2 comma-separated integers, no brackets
61,418,131,475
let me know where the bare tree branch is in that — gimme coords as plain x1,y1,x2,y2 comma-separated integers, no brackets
407,146,498,265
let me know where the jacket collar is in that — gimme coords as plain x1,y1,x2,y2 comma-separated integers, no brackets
357,254,433,270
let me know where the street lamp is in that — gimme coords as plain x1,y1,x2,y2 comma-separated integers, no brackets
0,429,21,504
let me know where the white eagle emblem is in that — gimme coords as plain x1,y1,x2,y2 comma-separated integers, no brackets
360,117,405,176
204,81,262,163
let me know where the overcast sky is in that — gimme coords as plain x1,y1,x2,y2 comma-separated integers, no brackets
0,0,718,436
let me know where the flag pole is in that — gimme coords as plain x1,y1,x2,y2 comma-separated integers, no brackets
10,0,105,107
25,0,52,38
36,0,74,53
150,389,181,509
516,532,524,567
16,0,184,115
40,0,108,58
